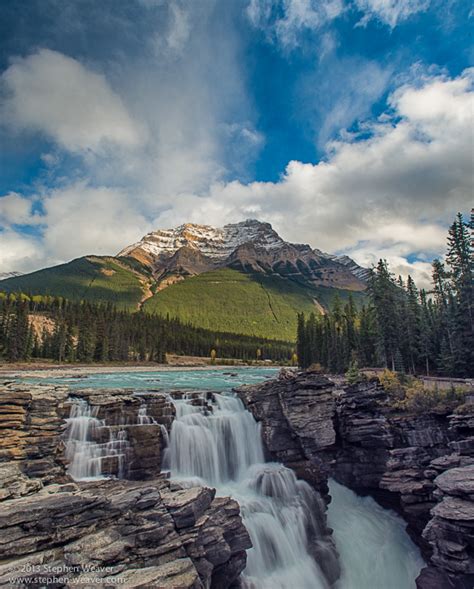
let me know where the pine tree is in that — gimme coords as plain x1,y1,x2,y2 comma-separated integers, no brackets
445,212,473,376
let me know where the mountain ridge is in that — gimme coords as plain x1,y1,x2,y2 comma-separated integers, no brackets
0,219,368,341
118,219,367,291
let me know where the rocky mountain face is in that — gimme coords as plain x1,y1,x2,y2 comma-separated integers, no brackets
237,371,474,589
119,219,367,291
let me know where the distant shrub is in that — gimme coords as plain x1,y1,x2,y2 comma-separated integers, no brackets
379,373,467,413
345,360,366,384
378,370,405,400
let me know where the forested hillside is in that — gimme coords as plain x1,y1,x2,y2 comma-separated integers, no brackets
143,268,364,341
0,295,293,364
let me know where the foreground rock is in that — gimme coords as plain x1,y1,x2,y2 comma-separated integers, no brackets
0,478,250,588
0,381,250,588
237,369,474,589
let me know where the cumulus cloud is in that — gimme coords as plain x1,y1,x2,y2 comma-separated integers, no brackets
40,183,150,262
0,49,142,152
0,230,40,273
0,193,36,225
354,0,430,27
147,68,472,286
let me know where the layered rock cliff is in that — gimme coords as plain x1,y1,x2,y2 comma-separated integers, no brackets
0,382,250,589
237,370,474,589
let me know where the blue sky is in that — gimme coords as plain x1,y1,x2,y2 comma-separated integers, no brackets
0,0,472,286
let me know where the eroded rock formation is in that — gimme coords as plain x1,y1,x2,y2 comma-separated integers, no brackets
237,369,474,589
0,382,250,589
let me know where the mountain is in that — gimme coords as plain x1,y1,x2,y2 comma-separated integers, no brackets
119,220,366,291
0,220,368,340
327,254,372,282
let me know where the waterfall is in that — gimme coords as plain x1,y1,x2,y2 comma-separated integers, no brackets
328,480,424,589
168,392,337,589
137,402,156,425
65,398,130,481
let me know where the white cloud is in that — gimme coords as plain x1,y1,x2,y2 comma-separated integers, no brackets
0,193,35,225
0,49,142,152
298,57,392,146
166,3,191,53
147,69,472,285
0,230,40,273
247,0,344,48
354,0,430,27
40,183,150,262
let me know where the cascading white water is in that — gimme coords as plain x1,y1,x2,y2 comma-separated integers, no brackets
328,480,424,589
168,392,335,589
65,398,130,480
137,402,156,425
168,392,424,589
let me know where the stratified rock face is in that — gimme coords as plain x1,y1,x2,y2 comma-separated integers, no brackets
0,382,70,497
0,478,251,589
0,382,251,589
237,370,474,589
238,369,337,494
118,219,367,290
420,465,474,587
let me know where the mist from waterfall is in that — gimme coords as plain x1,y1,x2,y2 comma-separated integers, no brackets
168,393,337,589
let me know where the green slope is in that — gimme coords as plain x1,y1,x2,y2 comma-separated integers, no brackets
0,262,366,340
143,268,363,341
0,256,147,310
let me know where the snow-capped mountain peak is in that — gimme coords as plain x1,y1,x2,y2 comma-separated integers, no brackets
119,219,285,260
118,219,368,291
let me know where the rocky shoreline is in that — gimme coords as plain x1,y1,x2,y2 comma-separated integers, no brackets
237,370,474,589
0,372,472,588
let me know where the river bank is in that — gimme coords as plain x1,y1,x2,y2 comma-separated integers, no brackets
0,360,284,380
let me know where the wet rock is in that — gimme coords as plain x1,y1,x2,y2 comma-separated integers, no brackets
238,371,336,493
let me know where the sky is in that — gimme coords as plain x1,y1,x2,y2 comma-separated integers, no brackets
0,0,472,287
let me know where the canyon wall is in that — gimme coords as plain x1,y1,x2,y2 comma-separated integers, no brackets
238,370,474,589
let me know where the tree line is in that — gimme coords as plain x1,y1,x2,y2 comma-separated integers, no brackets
297,212,473,377
0,295,293,363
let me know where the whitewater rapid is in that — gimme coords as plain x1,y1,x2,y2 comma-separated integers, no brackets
166,391,424,589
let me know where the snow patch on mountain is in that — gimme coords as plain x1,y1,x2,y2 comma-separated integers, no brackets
119,219,285,260
118,219,369,285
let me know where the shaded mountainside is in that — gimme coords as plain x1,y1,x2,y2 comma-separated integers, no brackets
0,219,367,340
0,256,150,311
